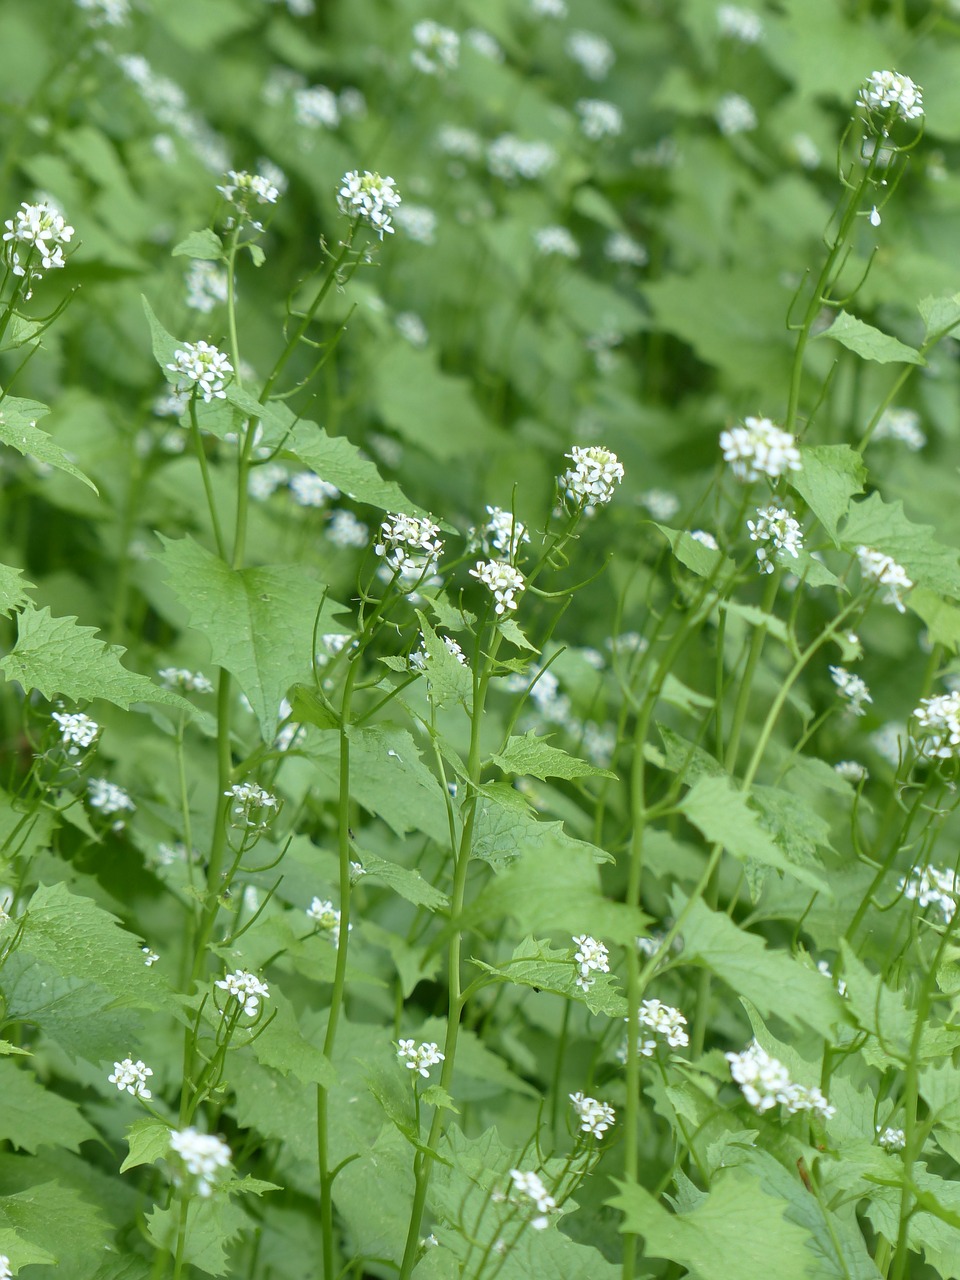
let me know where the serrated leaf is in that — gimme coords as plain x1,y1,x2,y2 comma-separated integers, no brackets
146,1197,249,1277
0,1169,109,1272
492,730,615,781
0,397,97,491
285,419,428,517
247,989,335,1085
287,682,340,729
654,523,736,578
0,1059,98,1154
120,1119,172,1173
0,606,193,714
0,564,32,618
155,535,335,741
361,851,449,911
919,291,960,341
609,1170,818,1280
172,229,224,260
142,294,181,376
907,587,960,652
471,937,627,1017
496,616,538,651
790,444,866,542
414,610,472,708
819,311,924,365
840,492,960,599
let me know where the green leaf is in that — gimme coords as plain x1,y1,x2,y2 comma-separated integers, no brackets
471,937,626,1017
360,851,449,912
905,587,960,652
146,1197,249,1277
413,610,473,708
286,419,429,517
0,1059,98,1154
609,1170,818,1280
155,535,334,741
172,229,224,260
0,1164,110,1273
819,311,924,365
0,606,193,714
247,989,335,1086
287,682,340,730
0,564,33,618
654,524,736,578
142,294,181,376
919,291,960,341
120,1119,172,1173
371,344,498,460
0,397,97,491
496,616,538,651
790,445,866,543
840,492,960,599
492,730,615,781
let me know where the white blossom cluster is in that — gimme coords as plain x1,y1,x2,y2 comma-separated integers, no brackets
577,99,623,140
142,946,159,966
716,93,757,135
638,998,690,1049
509,1169,556,1230
561,445,625,509
872,407,926,451
215,969,270,1018
116,54,230,174
877,1125,906,1151
293,85,339,129
470,560,525,614
572,934,610,993
248,462,289,500
466,28,503,61
224,781,279,830
375,513,444,579
217,169,281,208
534,226,580,259
913,690,960,759
169,1128,232,1198
158,668,214,694
326,509,369,548
690,529,719,550
411,21,460,75
569,1091,615,1137
717,5,763,42
726,1041,836,1120
898,864,958,924
108,1057,154,1099
530,0,567,16
52,711,100,757
409,632,467,671
436,125,484,161
290,472,339,507
487,135,558,181
167,340,233,403
834,760,868,783
397,1039,445,1078
395,311,429,347
185,260,229,314
393,204,438,245
640,488,679,520
3,201,75,292
858,71,924,123
856,546,913,613
480,505,529,559
337,170,402,239
747,505,803,574
606,232,648,266
88,778,135,816
720,416,802,482
75,0,129,25
830,665,873,717
565,30,615,80
307,897,350,945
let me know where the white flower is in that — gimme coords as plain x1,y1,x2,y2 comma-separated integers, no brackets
167,340,233,403
834,760,867,783
482,505,529,558
877,1125,906,1151
0,1255,11,1280
858,71,924,122
397,1038,445,1078
830,666,872,717
217,169,280,207
436,125,484,160
350,861,366,883
248,462,289,500
720,416,801,481
640,488,679,520
337,171,402,240
569,1091,615,1137
88,778,135,816
169,1128,232,1197
393,204,438,245
561,445,625,508
747,505,803,574
158,668,214,694
395,311,429,347
224,781,279,829
565,30,615,80
290,471,339,507
872,407,925,451
52,711,100,756
509,1168,556,1220
690,530,719,550
108,1057,153,1099
75,0,129,25
727,1040,834,1120
638,998,690,1048
605,232,648,266
142,946,160,966
914,691,960,759
470,560,525,615
790,132,821,169
326,509,369,548
293,85,340,129
307,897,351,945
530,0,567,15
410,632,468,672
534,226,579,259
375,513,444,579
856,546,913,613
572,934,609,993
717,5,763,42
465,28,503,61
215,969,270,1018
411,21,460,75
185,260,229,314
816,959,847,997
715,93,758,135
899,864,958,923
577,99,623,140
487,135,557,181
3,201,75,286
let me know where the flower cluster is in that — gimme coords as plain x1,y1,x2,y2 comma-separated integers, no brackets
470,560,525,615
224,781,279,830
158,668,214,694
576,99,623,140
185,260,229,314
565,30,615,80
569,1091,615,1138
397,1039,445,1078
830,666,873,717
509,1169,556,1230
411,21,460,75
290,472,339,507
393,204,437,245
747,505,803,573
720,417,801,482
3,201,75,293
606,232,648,267
877,1125,906,1151
572,934,610,993
534,226,580,259
638,998,690,1049
873,407,925,451
913,690,960,759
717,5,763,41
215,969,270,1018
716,93,757,135
169,1128,232,1198
327,509,369,548
375,513,444,581
167,340,234,403
217,169,281,207
337,170,402,239
726,1041,835,1120
834,760,868,783
560,445,625,509
858,70,923,123
487,135,557,181
76,0,130,25
898,864,958,925
306,897,349,945
409,632,467,671
52,711,100,757
856,546,913,613
108,1057,154,1099
481,506,529,559
88,778,136,816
